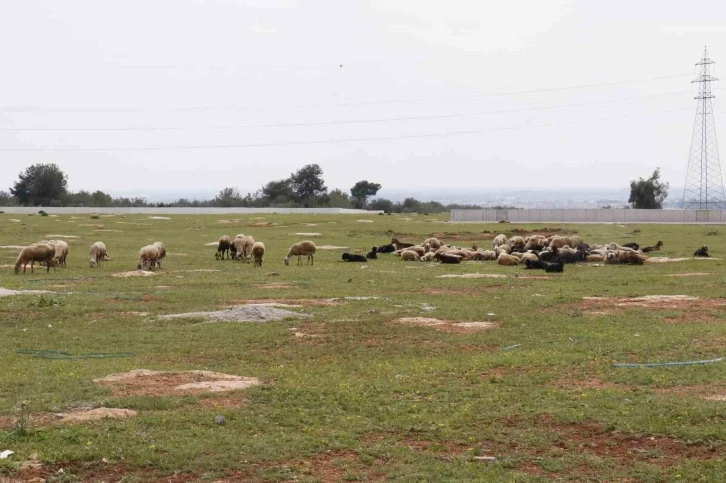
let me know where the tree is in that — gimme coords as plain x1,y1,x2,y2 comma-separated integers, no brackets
214,187,244,207
290,164,327,204
328,189,352,208
0,190,17,206
262,179,295,205
367,198,393,213
629,168,669,209
350,180,381,209
10,163,68,206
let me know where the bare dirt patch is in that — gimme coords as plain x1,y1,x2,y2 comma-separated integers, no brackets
94,369,261,396
555,295,726,320
514,275,552,280
254,282,296,289
157,304,309,323
44,234,80,238
0,288,54,297
395,317,498,332
293,232,322,237
317,245,349,250
56,407,137,423
249,221,279,227
235,298,340,307
437,273,507,279
666,272,713,277
0,245,27,249
645,257,690,263
148,216,171,220
175,269,221,273
112,270,156,278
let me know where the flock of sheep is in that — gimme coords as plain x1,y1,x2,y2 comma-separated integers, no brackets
337,234,712,273
12,229,711,275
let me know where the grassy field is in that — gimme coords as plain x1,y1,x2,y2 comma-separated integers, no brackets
1,212,725,482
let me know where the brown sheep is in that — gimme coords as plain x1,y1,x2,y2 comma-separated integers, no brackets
285,241,316,265
216,235,232,260
15,243,56,274
153,242,166,269
606,251,644,265
137,245,160,271
400,250,420,261
251,242,265,267
497,253,520,266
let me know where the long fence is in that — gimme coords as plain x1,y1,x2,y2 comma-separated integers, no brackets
0,207,381,215
450,208,726,224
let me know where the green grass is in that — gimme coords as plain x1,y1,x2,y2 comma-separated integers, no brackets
1,212,726,481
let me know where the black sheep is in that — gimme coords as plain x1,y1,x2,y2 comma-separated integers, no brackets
552,251,586,264
342,253,368,262
622,242,640,250
544,261,564,273
439,253,462,264
538,247,558,262
366,246,378,259
642,241,663,253
524,259,547,270
694,245,710,257
376,244,396,253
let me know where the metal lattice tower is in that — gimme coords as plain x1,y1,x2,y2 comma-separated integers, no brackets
682,46,726,209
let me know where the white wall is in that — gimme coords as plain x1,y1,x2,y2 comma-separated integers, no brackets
450,209,726,223
0,207,382,215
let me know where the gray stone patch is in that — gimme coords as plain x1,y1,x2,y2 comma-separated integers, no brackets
157,304,310,323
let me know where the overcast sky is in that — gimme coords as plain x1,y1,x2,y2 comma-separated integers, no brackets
1,1,725,199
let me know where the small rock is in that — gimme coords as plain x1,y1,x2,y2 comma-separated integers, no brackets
48,324,53,328
102,458,109,464
54,413,64,419
214,415,226,426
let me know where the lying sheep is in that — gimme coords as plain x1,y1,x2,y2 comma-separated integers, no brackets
53,240,69,267
642,241,663,253
400,250,420,261
391,238,414,251
89,242,108,268
153,241,166,269
252,241,265,267
342,253,367,262
519,252,539,263
585,254,604,263
606,251,644,265
524,235,547,251
471,250,496,261
494,245,511,258
545,261,564,273
423,238,442,250
366,246,378,259
497,253,520,266
376,244,396,253
438,253,462,264
396,246,426,257
492,234,507,248
622,242,640,250
420,252,436,262
216,235,232,260
137,245,160,271
694,245,710,257
285,241,316,265
507,236,525,250
15,243,56,274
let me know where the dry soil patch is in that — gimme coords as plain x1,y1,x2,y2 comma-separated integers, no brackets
157,304,308,323
317,245,349,250
44,234,80,238
666,272,712,277
395,317,498,332
56,407,137,423
437,273,507,279
0,288,54,297
293,232,322,237
112,270,156,278
94,369,261,396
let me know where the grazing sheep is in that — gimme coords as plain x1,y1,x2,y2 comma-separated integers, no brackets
14,243,56,274
216,235,232,260
438,253,462,264
606,251,645,265
53,240,69,267
422,238,442,250
89,242,108,268
342,253,367,262
231,237,245,260
285,241,316,265
694,245,710,257
497,253,520,266
376,244,396,253
366,246,378,259
420,252,436,262
400,250,420,261
642,241,663,253
153,241,166,269
492,234,507,248
242,235,256,262
251,241,265,267
391,238,415,251
137,245,160,271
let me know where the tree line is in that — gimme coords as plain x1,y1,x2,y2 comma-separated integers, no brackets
0,163,480,213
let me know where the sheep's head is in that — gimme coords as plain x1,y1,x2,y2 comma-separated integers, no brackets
284,256,290,265
89,259,96,268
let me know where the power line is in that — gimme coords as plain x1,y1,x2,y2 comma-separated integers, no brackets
0,73,694,113
0,91,689,131
0,106,693,152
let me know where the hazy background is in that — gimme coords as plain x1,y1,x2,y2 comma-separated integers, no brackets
1,1,725,202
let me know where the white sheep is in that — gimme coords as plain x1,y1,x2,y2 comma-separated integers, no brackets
420,252,436,262
231,237,245,260
242,235,256,262
137,245,160,271
52,240,69,267
285,241,316,265
89,242,108,268
497,253,520,266
15,243,56,274
422,238,442,250
251,241,265,267
153,241,166,269
492,234,507,248
507,236,526,250
400,250,420,261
